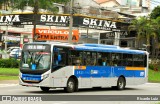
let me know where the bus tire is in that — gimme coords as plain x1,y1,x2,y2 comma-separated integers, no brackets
40,87,50,92
65,78,75,93
117,77,126,90
75,83,79,92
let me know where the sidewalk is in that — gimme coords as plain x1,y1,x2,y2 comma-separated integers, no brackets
0,80,18,84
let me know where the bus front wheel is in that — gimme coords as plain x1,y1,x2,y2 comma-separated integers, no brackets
117,77,126,90
65,78,75,93
40,87,50,92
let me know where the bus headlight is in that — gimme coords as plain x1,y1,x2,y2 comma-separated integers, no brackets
42,74,49,80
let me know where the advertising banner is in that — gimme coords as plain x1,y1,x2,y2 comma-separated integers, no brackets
34,29,79,42
0,14,129,31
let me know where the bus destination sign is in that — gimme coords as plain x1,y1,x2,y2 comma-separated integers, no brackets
27,45,45,50
23,44,50,51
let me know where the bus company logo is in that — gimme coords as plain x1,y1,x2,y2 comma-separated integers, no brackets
91,70,98,74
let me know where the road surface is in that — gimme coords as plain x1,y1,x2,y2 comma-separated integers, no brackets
0,82,160,104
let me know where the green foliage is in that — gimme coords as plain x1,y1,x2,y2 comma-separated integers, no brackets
0,59,20,68
9,0,70,13
149,64,154,70
150,6,160,19
128,16,153,46
148,69,160,83
129,16,160,59
0,76,18,80
0,68,19,76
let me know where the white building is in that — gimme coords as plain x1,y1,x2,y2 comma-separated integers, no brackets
94,0,151,17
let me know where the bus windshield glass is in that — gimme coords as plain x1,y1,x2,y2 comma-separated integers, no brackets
20,44,51,73
21,52,51,70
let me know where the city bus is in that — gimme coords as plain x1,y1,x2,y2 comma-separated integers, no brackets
19,42,149,93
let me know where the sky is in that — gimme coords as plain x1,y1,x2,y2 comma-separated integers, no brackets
116,0,160,10
150,0,160,10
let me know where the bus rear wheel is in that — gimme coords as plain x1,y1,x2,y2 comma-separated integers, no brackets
40,87,50,92
117,77,126,90
65,78,75,93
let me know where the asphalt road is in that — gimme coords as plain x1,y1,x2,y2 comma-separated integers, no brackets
0,82,160,104
0,83,160,95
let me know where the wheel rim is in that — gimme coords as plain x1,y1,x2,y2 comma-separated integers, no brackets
119,80,124,89
68,81,74,90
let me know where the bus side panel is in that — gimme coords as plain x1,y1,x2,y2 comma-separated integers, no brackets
74,66,118,88
125,78,147,85
51,66,74,87
74,66,147,88
90,78,118,87
113,67,147,85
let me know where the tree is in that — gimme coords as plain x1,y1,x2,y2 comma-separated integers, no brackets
129,16,160,60
10,0,70,13
128,17,150,49
0,0,11,11
150,17,160,59
150,6,160,19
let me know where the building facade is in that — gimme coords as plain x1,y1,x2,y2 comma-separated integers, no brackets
0,0,151,50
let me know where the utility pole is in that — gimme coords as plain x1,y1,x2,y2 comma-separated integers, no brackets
68,0,74,44
33,0,38,42
5,25,8,51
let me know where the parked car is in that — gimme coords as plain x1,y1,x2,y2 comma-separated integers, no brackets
9,48,22,59
7,47,20,53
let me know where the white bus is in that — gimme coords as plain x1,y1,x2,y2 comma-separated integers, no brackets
19,42,149,93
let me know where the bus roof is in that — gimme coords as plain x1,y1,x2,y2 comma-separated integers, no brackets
24,42,147,55
82,44,120,49
74,44,147,55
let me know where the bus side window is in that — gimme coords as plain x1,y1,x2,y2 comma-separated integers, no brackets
69,50,83,65
85,52,91,65
90,52,97,66
97,52,108,66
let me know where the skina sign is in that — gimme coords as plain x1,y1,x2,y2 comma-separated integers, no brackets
82,18,117,30
40,15,69,26
0,14,126,31
0,15,20,25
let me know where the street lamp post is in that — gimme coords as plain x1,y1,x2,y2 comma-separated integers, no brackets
68,0,74,44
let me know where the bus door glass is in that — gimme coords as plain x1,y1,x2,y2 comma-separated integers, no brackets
52,46,69,70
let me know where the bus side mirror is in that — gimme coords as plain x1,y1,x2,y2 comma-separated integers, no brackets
58,54,62,62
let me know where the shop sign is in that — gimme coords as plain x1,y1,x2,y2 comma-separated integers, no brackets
34,29,79,42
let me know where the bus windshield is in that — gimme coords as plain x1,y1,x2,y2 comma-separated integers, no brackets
21,51,51,70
